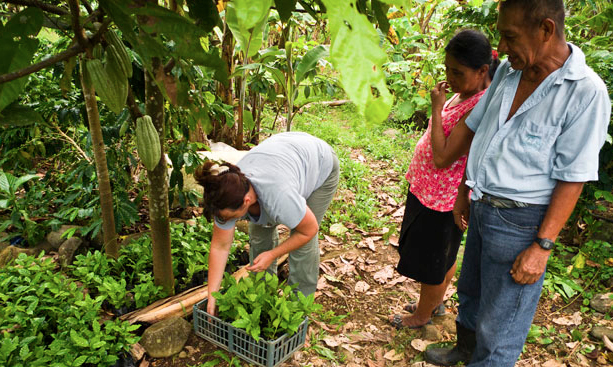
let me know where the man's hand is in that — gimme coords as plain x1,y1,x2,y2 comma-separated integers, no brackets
246,250,276,273
453,190,470,231
510,243,551,284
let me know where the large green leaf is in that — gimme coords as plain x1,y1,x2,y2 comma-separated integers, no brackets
2,7,44,38
0,8,44,113
0,38,38,113
275,0,298,23
134,4,208,59
0,103,43,127
0,172,10,196
226,0,273,58
186,0,221,32
295,45,328,84
323,0,392,123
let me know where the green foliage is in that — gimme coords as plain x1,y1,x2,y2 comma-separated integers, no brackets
0,8,43,113
526,324,557,346
227,0,273,58
0,170,45,245
213,272,321,341
69,216,248,311
0,253,139,366
323,0,393,123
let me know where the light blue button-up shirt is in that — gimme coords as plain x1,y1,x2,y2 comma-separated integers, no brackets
465,43,611,204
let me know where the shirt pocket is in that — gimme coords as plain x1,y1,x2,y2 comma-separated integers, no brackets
514,119,559,166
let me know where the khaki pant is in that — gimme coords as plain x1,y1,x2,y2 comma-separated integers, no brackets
249,155,340,296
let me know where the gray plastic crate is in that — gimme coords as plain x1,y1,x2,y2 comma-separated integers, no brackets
193,298,308,367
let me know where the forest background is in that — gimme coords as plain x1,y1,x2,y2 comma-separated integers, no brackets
1,0,613,366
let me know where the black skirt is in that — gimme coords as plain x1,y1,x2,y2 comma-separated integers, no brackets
396,188,463,285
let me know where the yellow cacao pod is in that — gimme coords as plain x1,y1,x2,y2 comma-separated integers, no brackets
104,30,132,78
135,115,161,171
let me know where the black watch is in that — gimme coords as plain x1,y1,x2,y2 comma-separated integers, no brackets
535,237,555,250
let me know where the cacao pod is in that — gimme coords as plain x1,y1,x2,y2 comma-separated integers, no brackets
106,44,130,80
103,53,128,114
135,115,161,171
92,43,104,60
104,30,132,78
85,59,127,114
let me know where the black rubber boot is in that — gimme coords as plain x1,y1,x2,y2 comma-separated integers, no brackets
424,321,476,366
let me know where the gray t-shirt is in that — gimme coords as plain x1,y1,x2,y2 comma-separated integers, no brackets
214,132,336,230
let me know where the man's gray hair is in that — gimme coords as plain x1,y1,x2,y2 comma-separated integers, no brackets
500,0,565,38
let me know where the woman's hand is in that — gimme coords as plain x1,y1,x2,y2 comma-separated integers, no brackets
207,296,217,316
246,250,276,273
431,81,449,113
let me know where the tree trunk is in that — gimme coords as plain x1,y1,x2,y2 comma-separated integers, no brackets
79,59,119,259
213,21,236,145
146,57,175,296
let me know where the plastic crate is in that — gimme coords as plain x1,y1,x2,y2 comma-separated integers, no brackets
193,298,309,367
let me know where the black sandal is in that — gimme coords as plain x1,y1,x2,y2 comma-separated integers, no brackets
390,314,432,330
403,301,446,316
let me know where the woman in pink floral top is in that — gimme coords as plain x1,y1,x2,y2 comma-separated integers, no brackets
390,30,500,329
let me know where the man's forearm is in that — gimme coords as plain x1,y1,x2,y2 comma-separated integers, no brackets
538,181,584,241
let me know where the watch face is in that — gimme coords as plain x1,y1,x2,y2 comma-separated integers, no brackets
538,238,554,250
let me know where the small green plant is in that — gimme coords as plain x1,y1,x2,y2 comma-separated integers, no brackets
213,272,321,342
525,324,556,346
0,170,45,245
0,253,139,366
195,350,242,367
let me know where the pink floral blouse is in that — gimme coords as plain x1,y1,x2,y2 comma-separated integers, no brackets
405,90,486,212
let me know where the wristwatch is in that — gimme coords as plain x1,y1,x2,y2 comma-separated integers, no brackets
535,237,555,250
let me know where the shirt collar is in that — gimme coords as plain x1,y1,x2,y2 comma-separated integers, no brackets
555,43,588,83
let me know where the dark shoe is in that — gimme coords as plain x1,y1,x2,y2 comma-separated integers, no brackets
389,314,432,330
424,321,475,366
404,301,447,316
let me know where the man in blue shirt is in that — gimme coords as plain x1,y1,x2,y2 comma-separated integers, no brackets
425,0,611,366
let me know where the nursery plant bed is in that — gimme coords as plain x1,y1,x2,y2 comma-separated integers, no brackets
193,298,308,367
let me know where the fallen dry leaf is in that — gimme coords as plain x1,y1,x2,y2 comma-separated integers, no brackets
358,237,377,252
542,359,565,367
373,265,395,283
323,334,350,348
355,281,370,293
411,338,434,352
604,335,613,352
383,349,404,361
389,235,399,247
552,311,582,326
324,234,341,245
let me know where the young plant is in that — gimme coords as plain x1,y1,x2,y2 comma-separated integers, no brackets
212,272,321,341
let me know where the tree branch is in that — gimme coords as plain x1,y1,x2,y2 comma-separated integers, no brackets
0,18,110,84
3,0,69,15
0,46,83,84
68,0,89,49
50,120,92,163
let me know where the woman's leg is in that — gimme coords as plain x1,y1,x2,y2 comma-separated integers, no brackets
391,261,456,327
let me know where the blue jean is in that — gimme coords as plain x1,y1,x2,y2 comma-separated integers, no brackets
457,200,548,367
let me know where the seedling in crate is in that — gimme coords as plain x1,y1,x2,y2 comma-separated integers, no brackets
212,272,321,342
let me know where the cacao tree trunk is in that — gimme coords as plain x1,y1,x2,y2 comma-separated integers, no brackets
146,57,174,295
213,21,236,145
79,59,119,259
